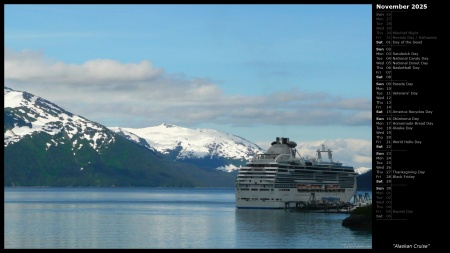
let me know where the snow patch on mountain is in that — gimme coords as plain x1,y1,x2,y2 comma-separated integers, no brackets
216,164,240,173
355,167,372,175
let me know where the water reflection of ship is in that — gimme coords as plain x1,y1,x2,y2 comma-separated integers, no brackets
234,209,319,238
234,208,360,246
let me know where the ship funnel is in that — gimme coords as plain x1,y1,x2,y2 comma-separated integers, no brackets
287,141,297,148
272,137,281,145
281,137,288,144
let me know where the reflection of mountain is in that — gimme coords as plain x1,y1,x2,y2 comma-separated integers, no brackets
234,209,371,248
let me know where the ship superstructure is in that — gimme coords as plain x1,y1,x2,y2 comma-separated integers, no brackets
235,137,357,209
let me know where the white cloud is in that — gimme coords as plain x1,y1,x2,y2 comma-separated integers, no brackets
292,138,371,170
4,48,162,84
4,48,372,130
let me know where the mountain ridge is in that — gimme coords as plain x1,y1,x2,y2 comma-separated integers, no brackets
4,86,371,190
109,123,264,172
4,86,236,187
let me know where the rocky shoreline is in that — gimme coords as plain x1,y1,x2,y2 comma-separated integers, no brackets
342,204,372,229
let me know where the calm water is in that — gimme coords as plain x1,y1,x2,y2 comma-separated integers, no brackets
4,187,372,249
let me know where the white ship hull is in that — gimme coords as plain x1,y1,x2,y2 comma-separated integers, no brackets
236,187,356,209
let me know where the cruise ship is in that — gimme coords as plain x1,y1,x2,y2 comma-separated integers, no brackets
235,137,358,209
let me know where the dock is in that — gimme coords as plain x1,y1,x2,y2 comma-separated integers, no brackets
284,192,371,214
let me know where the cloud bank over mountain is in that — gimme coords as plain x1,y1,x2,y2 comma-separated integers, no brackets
5,48,372,131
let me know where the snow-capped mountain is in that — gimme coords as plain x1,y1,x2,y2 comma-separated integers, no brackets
4,87,237,187
109,124,265,172
4,87,115,151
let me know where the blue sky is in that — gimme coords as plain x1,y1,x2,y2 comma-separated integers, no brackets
4,4,372,170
